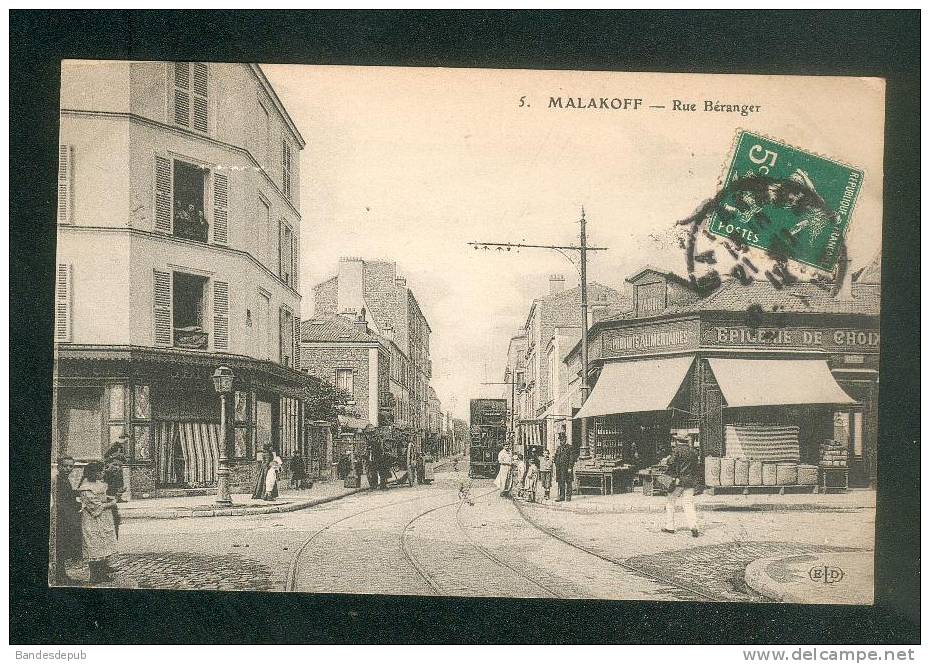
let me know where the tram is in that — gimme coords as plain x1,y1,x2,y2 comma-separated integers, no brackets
469,398,508,479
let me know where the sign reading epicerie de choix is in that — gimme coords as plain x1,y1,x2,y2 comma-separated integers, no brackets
704,325,880,351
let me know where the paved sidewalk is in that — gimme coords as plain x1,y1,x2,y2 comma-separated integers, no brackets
120,475,406,520
525,487,875,514
744,551,873,604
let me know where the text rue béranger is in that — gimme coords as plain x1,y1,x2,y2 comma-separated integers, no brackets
548,98,760,116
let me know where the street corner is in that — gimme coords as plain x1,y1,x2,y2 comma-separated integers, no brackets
744,550,873,605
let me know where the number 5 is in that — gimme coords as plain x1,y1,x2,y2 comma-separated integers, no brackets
749,144,778,173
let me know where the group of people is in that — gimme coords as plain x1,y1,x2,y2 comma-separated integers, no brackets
54,454,121,585
494,431,577,502
252,446,313,501
491,430,701,535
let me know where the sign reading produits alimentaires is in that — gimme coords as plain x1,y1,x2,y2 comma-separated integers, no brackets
600,320,699,358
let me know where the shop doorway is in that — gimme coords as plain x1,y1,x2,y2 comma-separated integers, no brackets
57,387,104,460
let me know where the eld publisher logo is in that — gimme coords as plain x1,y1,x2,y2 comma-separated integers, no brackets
809,565,845,584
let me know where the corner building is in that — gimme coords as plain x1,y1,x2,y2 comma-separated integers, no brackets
54,60,314,497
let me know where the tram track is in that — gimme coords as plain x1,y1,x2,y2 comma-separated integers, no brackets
509,497,723,602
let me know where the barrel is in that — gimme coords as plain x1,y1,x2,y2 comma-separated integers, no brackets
734,459,750,486
798,464,818,486
776,462,798,485
762,462,778,486
704,456,721,486
748,461,763,486
719,457,736,486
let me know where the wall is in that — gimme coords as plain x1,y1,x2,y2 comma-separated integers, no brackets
301,346,374,424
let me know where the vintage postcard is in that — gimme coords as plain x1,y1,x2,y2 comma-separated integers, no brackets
50,61,884,604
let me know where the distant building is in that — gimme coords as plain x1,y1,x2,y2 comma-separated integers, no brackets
508,274,624,456
54,60,313,497
312,257,433,437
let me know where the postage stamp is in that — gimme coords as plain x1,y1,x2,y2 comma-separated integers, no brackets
706,131,865,272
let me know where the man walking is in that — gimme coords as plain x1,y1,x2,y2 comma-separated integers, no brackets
553,432,575,502
53,456,82,584
662,434,700,537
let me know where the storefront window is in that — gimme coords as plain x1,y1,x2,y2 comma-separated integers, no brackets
108,384,125,420
133,385,150,419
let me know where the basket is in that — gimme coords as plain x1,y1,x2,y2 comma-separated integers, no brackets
734,459,750,486
748,461,763,486
776,462,798,485
719,457,736,486
704,456,721,486
798,464,818,486
761,463,778,486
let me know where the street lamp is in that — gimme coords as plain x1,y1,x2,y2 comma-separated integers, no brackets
212,366,234,507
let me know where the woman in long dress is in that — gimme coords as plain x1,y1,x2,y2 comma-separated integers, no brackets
494,445,514,497
77,461,118,584
263,450,282,500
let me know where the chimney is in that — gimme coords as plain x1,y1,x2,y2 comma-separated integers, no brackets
833,253,855,301
395,277,407,287
549,273,566,295
353,319,369,334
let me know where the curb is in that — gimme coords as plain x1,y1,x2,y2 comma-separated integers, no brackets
520,498,873,516
121,488,364,520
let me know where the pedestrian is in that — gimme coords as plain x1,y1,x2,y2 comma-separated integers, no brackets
289,449,308,490
538,450,553,500
554,432,575,502
252,448,273,500
406,439,420,486
103,436,128,502
513,453,527,491
366,438,388,490
77,461,119,584
337,449,351,480
662,434,700,537
494,444,514,497
53,455,82,584
264,449,282,500
522,458,540,502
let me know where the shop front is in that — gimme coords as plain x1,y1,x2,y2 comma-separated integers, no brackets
53,346,316,498
572,307,879,491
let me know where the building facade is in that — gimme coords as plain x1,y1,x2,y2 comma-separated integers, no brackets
313,257,433,438
507,274,623,455
567,265,881,488
54,60,312,497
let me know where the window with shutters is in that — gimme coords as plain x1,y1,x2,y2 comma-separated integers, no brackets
172,272,208,350
279,306,294,368
282,139,293,200
58,145,74,224
335,369,354,396
172,160,208,242
55,264,73,342
279,220,295,288
173,62,209,133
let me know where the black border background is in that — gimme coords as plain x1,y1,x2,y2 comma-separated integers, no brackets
10,10,920,645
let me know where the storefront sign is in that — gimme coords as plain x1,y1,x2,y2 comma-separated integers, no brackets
600,320,698,358
703,325,880,352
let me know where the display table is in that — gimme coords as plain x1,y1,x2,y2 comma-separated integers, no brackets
575,466,633,495
820,466,849,493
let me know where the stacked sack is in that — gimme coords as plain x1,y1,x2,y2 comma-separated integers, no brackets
704,457,817,487
820,440,849,467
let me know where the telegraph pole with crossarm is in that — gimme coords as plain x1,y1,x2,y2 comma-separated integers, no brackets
469,207,606,460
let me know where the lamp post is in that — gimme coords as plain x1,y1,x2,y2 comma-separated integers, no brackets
212,366,234,507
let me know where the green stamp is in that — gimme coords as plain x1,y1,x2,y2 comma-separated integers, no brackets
708,131,864,272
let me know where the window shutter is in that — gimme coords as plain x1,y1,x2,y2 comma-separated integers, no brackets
55,264,73,342
154,155,173,234
293,315,300,370
291,229,299,292
282,139,291,200
279,307,285,364
191,63,209,133
57,145,74,225
213,280,229,350
174,62,191,128
278,219,284,279
153,269,173,347
212,172,228,245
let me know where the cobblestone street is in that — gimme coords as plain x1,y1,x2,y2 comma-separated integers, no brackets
65,470,874,602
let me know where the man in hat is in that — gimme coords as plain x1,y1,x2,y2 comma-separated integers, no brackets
662,434,700,537
53,455,82,583
553,431,575,502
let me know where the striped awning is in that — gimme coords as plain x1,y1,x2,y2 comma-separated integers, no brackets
177,421,220,485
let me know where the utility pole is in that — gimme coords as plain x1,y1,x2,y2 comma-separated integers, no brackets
470,207,605,461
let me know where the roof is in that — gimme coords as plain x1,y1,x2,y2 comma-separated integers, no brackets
300,315,380,344
674,279,881,316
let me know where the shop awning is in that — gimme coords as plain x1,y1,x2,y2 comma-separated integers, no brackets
707,358,857,408
574,356,694,419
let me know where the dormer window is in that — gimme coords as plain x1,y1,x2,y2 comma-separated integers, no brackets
634,280,667,316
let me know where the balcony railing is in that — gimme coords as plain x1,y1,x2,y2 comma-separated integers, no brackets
174,327,208,350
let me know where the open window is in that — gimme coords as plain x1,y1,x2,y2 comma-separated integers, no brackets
173,161,208,242
173,272,209,349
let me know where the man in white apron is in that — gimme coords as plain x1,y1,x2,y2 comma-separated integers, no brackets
494,444,514,497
